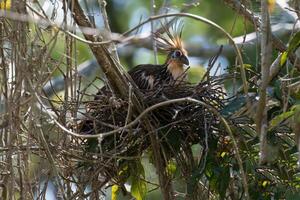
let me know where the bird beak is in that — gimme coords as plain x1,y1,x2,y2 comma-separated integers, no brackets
180,55,189,65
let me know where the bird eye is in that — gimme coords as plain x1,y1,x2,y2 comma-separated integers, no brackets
173,50,182,58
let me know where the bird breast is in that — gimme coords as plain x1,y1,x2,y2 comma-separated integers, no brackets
167,61,186,82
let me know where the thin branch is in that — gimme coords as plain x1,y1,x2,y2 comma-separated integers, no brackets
29,74,250,198
65,0,129,98
1,8,296,60
121,12,248,97
150,0,158,64
257,0,272,165
98,0,120,62
223,0,300,69
0,9,104,39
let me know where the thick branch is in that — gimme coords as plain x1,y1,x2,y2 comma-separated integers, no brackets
67,0,127,97
67,1,174,199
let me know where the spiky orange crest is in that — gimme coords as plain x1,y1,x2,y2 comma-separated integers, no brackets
154,22,187,56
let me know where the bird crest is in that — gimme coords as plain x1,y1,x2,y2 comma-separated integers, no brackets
154,21,187,56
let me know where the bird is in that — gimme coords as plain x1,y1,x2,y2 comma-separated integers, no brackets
81,24,191,154
128,25,189,90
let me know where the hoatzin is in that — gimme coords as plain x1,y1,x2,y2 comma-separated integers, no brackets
83,25,191,155
128,28,189,90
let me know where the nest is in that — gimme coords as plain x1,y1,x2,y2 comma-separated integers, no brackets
70,77,227,190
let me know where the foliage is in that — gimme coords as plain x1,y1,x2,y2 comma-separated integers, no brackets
281,31,300,66
0,0,300,200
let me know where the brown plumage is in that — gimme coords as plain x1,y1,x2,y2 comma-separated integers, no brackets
128,24,189,90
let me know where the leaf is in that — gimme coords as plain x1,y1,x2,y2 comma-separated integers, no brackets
286,191,300,200
269,109,295,129
118,162,130,181
206,165,230,199
280,51,288,66
287,32,300,54
187,170,200,195
111,185,120,200
0,0,11,10
129,160,147,200
294,105,300,123
166,160,177,177
220,95,246,117
136,159,146,178
281,31,300,66
268,0,276,12
130,175,147,200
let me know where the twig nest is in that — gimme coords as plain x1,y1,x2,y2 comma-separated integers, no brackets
79,80,225,154
65,77,228,190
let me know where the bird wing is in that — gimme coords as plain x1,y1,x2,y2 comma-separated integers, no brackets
128,64,166,90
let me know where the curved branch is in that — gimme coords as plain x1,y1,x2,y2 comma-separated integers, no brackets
121,12,248,97
34,84,250,198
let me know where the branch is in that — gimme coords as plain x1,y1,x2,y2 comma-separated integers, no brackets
66,2,174,198
43,60,100,98
120,12,248,97
65,0,128,98
97,0,120,62
223,0,300,69
118,22,296,59
35,73,251,198
257,0,272,165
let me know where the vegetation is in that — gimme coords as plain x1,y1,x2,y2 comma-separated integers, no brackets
0,0,300,199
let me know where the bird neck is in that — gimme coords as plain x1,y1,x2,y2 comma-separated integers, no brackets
166,60,185,81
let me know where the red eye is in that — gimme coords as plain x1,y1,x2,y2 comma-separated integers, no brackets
174,50,182,58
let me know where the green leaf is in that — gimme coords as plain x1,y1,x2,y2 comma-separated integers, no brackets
111,185,120,200
118,162,130,181
206,165,230,199
281,31,300,66
280,51,288,66
166,160,177,177
269,109,295,129
129,160,147,200
287,31,300,54
294,105,300,123
130,175,147,200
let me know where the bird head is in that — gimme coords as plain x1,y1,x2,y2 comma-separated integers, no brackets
154,23,189,67
168,48,189,66
154,23,189,81
165,48,189,81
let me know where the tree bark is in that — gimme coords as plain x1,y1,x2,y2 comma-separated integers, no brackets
66,1,174,199
257,0,272,165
